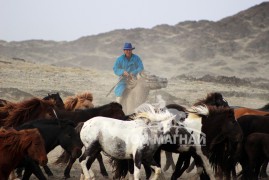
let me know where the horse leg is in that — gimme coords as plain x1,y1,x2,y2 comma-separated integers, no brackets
171,152,191,180
96,152,109,177
133,150,143,180
79,142,101,180
22,161,47,180
186,158,195,173
260,161,268,178
16,167,23,178
194,147,215,180
128,159,135,180
64,156,77,179
163,151,176,171
42,165,53,176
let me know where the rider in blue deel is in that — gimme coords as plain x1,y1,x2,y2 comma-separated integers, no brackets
113,42,144,103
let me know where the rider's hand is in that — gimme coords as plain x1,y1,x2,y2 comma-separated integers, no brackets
123,71,129,77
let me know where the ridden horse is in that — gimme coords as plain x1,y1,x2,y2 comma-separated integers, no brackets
15,119,83,180
120,70,168,114
0,128,47,180
163,92,230,172
236,115,269,179
53,102,126,179
0,97,57,127
79,103,177,180
244,133,269,179
64,91,94,111
43,92,65,110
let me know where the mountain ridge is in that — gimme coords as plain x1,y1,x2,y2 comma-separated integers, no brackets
0,2,268,79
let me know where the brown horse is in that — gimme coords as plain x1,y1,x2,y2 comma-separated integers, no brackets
234,107,269,119
0,97,57,127
64,91,94,111
0,128,47,180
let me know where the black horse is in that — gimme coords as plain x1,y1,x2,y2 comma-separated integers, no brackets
15,119,83,180
163,92,230,172
43,92,65,110
54,102,125,125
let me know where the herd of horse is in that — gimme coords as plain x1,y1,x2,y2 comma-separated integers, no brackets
0,91,269,180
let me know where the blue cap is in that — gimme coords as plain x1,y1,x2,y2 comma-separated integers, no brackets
123,43,135,50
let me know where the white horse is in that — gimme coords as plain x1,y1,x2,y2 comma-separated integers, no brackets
120,71,168,114
79,103,175,180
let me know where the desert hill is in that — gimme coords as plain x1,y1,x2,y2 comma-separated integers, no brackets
0,2,268,108
0,2,268,79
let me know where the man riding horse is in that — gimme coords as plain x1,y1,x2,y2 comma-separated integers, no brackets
113,42,144,103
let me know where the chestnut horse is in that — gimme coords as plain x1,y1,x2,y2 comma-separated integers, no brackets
0,128,47,180
0,97,57,127
234,107,269,119
64,91,94,111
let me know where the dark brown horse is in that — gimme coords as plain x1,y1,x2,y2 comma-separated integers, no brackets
163,92,230,172
0,128,47,180
236,115,269,179
244,133,269,179
0,97,57,127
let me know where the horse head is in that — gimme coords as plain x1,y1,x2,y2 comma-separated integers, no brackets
194,92,229,107
43,92,65,110
139,71,168,90
122,71,168,114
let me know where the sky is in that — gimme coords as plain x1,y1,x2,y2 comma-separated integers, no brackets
0,0,267,42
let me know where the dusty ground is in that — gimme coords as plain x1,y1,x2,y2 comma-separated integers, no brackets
0,58,268,179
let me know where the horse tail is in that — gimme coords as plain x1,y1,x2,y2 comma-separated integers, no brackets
108,156,129,179
54,150,70,164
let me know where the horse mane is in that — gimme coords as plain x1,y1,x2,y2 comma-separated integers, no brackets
2,98,55,127
43,92,65,110
132,103,174,123
193,92,224,106
187,104,232,117
0,128,39,159
64,91,93,111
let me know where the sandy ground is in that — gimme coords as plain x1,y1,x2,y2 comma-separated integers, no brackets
0,58,268,179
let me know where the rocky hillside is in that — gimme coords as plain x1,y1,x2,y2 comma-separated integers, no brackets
0,2,268,79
